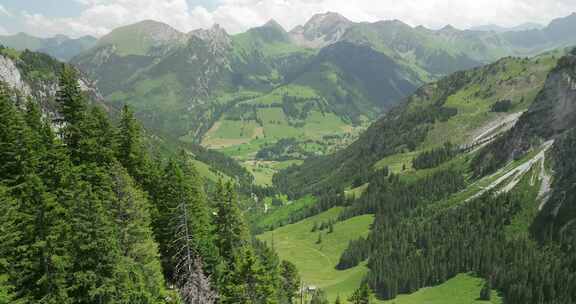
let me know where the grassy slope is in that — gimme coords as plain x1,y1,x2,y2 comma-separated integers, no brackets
258,135,550,302
381,273,502,304
254,195,316,230
258,208,374,302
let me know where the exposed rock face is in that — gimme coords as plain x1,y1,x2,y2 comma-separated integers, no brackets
0,53,105,116
0,55,31,96
473,51,576,173
290,12,353,48
189,24,232,57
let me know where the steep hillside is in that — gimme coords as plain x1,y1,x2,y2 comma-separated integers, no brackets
274,51,561,197
0,46,252,186
0,46,104,117
261,50,576,304
0,33,97,61
72,13,576,185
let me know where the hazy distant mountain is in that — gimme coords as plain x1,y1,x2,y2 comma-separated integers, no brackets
0,32,97,61
470,22,544,32
70,12,576,163
290,12,353,48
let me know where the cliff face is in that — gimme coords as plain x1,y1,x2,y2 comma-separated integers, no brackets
471,50,576,177
0,55,31,96
0,51,105,118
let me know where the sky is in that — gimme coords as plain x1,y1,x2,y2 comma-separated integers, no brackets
0,0,575,38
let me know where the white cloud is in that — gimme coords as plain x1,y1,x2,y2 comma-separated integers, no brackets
16,0,576,38
0,4,12,17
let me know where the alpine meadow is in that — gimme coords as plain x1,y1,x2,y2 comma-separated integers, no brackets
2,1,576,303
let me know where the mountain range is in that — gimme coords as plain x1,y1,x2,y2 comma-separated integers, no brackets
65,12,576,173
0,32,97,61
470,22,544,32
2,8,576,304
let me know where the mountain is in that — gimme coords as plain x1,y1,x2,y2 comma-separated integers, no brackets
71,13,576,185
0,32,97,61
501,12,576,53
0,46,103,116
71,18,426,177
470,22,544,32
273,48,563,197
290,12,353,48
95,20,187,56
0,45,253,186
259,47,576,303
0,44,295,304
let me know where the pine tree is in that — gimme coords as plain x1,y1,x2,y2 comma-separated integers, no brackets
316,233,323,244
0,89,71,303
280,261,300,304
213,180,249,265
224,248,277,304
115,104,150,184
480,280,491,301
156,158,217,280
108,164,167,303
56,66,87,162
348,283,373,304
64,178,120,303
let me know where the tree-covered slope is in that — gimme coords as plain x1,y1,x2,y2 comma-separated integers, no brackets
259,48,576,304
71,12,576,184
274,50,561,197
0,45,253,187
0,64,302,304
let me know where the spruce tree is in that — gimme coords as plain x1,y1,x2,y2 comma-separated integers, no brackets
177,257,217,304
156,158,217,280
223,248,277,304
115,104,150,184
80,106,116,165
0,88,71,303
56,66,87,162
0,86,36,186
348,283,373,304
108,164,167,303
213,181,249,265
280,261,300,304
64,178,120,303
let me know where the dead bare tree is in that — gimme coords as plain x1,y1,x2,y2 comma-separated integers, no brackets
173,200,218,304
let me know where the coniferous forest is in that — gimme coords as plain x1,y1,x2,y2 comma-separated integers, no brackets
2,5,576,304
0,67,299,304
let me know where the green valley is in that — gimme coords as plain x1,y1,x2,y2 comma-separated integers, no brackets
72,12,576,183
3,5,576,304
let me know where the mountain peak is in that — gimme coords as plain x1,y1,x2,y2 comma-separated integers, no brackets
290,11,353,48
247,19,290,43
190,24,229,42
303,12,351,29
97,20,186,56
439,24,459,32
263,19,285,31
